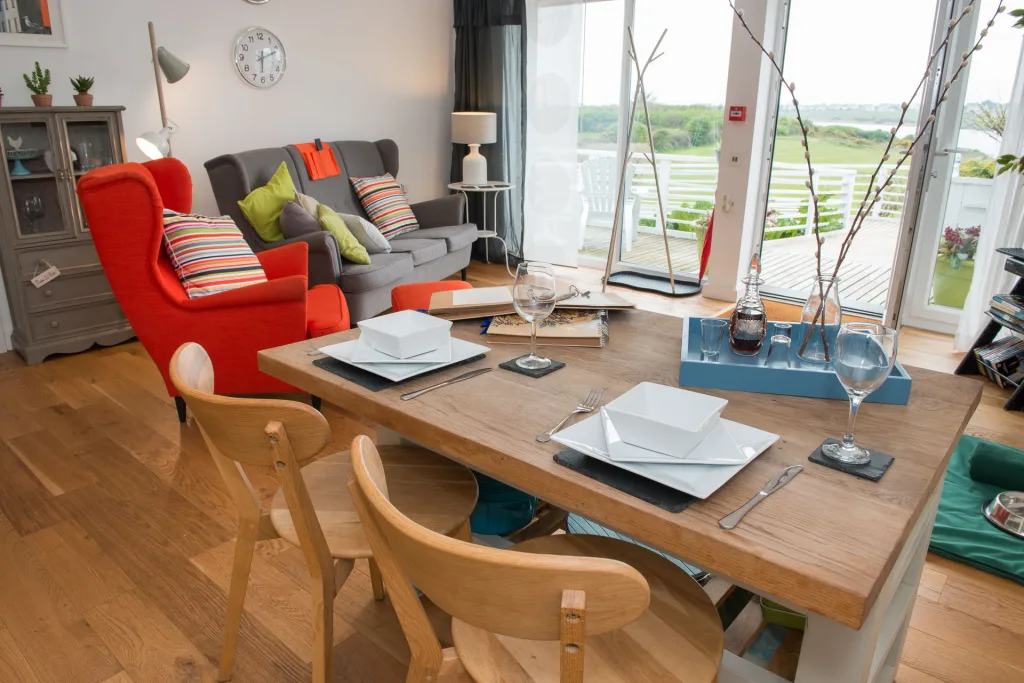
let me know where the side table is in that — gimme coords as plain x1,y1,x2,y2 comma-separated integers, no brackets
448,182,515,277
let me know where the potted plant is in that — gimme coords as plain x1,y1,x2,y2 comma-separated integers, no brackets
23,62,52,107
933,225,980,308
71,76,95,107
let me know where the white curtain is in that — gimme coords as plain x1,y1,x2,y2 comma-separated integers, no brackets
523,0,586,267
955,43,1024,351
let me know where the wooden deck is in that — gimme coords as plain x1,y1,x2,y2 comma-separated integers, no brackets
580,218,898,307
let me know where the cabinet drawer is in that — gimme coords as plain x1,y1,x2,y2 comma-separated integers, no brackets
17,242,101,280
22,272,114,312
29,301,127,341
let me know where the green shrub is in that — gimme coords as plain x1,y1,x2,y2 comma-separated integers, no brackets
959,158,995,179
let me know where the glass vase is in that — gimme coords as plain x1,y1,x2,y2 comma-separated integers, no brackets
729,276,767,356
797,276,842,364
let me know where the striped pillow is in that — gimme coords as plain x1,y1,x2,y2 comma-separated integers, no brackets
349,173,420,240
161,210,267,299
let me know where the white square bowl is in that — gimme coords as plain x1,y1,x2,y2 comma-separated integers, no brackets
603,382,728,459
356,310,453,359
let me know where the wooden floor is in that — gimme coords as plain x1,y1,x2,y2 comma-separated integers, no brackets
0,261,1021,683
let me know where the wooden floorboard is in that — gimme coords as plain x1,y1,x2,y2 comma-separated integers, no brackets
0,261,1018,682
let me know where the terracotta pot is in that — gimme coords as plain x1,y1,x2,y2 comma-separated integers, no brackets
73,93,94,107
31,94,53,107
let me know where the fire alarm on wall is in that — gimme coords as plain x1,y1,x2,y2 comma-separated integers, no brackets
728,106,747,122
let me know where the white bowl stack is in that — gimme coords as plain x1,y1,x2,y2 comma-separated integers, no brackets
356,310,453,360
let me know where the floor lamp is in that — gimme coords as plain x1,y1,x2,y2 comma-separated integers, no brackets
137,21,189,160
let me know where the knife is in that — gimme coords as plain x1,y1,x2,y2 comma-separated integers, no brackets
400,367,492,401
719,465,803,530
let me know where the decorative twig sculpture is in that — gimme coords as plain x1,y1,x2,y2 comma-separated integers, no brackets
728,0,1001,360
602,28,678,294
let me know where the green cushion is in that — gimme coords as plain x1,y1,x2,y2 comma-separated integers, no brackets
969,440,1024,491
237,162,296,243
318,204,370,265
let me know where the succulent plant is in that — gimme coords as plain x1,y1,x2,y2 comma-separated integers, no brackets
70,75,95,94
23,62,51,95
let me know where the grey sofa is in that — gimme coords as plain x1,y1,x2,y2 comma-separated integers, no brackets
205,139,476,322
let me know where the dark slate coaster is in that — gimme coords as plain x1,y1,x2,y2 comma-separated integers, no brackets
313,354,486,392
553,449,696,513
500,355,566,378
808,438,895,481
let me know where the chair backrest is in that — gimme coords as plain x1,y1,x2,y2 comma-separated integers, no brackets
169,342,336,583
581,156,636,214
347,435,650,642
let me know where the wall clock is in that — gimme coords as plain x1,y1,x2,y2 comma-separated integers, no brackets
234,27,286,88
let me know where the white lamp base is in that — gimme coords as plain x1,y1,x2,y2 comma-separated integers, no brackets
462,144,488,185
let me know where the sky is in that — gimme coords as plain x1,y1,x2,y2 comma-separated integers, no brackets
578,0,1022,107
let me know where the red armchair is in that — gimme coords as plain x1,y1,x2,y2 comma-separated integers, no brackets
77,159,349,421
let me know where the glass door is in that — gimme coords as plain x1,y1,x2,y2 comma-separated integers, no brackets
1,117,73,242
58,113,121,234
756,0,940,316
902,0,1020,332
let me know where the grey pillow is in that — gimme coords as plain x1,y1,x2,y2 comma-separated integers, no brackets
279,201,320,239
295,192,320,217
339,212,392,254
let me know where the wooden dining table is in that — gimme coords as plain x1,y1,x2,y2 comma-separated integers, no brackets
258,308,982,683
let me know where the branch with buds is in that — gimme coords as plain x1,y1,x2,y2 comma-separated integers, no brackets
728,0,1001,360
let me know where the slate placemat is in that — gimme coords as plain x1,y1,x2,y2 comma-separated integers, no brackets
554,449,696,513
313,354,486,392
499,356,566,378
808,438,895,481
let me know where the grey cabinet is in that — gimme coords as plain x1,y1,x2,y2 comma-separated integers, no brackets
0,107,133,364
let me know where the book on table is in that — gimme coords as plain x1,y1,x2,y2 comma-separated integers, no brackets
485,311,608,348
428,286,635,320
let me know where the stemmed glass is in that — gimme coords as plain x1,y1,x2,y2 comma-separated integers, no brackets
20,195,44,234
512,261,557,370
823,322,898,465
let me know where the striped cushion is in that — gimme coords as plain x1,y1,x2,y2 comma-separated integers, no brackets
161,210,267,299
349,173,420,240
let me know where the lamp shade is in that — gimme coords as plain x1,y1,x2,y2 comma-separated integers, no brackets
157,46,190,84
452,112,497,145
136,127,173,160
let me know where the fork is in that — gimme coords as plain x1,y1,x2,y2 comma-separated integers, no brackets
536,389,604,442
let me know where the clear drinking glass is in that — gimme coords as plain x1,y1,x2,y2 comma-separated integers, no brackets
700,318,728,361
823,323,898,465
512,262,557,370
764,322,793,368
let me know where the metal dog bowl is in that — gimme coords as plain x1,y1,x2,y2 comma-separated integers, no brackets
982,491,1024,539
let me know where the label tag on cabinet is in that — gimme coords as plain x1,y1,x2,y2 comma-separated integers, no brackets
31,264,61,289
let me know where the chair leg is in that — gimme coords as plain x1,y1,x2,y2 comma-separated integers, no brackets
218,526,258,682
311,395,322,412
175,396,187,423
369,558,386,601
312,581,335,683
461,267,468,281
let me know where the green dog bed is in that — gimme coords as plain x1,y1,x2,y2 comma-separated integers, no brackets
929,435,1024,585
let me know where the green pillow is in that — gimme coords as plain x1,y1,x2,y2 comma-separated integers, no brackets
237,162,296,242
318,204,371,265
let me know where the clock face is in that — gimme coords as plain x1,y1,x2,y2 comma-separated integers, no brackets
234,27,285,88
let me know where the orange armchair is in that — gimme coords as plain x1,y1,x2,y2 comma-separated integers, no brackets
77,159,349,421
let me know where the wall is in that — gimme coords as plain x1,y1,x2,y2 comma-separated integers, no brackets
0,0,455,351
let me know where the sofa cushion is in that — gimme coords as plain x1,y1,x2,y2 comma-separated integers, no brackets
349,173,420,240
387,238,446,266
340,212,391,254
391,224,478,253
318,205,371,265
161,210,267,299
338,252,414,293
306,284,350,337
237,161,296,242
279,201,320,239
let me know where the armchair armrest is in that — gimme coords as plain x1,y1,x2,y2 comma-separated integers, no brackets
257,242,308,281
182,275,308,311
411,194,465,229
256,231,341,288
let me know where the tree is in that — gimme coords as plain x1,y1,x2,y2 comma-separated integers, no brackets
687,116,712,147
966,101,1006,142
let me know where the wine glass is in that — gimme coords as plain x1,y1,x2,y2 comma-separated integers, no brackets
512,261,557,370
20,195,44,234
823,322,898,465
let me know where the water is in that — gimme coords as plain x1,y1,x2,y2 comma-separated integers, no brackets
835,350,891,396
828,121,1000,158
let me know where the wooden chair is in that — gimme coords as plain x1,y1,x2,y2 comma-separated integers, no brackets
169,343,478,683
347,435,724,683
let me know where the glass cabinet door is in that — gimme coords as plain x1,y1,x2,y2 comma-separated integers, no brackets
59,114,120,234
1,118,73,242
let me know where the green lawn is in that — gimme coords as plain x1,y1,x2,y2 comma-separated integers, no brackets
665,135,895,165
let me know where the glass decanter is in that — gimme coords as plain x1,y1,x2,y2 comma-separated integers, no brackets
729,254,767,356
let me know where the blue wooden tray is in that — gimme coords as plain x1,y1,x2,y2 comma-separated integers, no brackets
679,317,911,405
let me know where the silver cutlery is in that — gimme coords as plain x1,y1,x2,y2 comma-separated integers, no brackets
400,367,492,401
536,388,603,442
719,465,803,530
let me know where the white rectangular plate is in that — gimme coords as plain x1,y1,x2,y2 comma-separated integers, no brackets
552,412,778,499
350,334,453,364
319,337,489,382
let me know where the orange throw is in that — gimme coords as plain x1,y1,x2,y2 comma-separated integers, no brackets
291,142,341,180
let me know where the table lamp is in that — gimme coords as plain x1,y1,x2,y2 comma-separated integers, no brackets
452,112,496,184
137,21,189,160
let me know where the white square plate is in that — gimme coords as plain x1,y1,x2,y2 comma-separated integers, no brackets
552,411,778,499
600,408,746,464
350,334,453,364
319,337,489,382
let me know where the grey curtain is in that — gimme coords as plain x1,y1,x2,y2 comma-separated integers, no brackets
452,0,526,265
